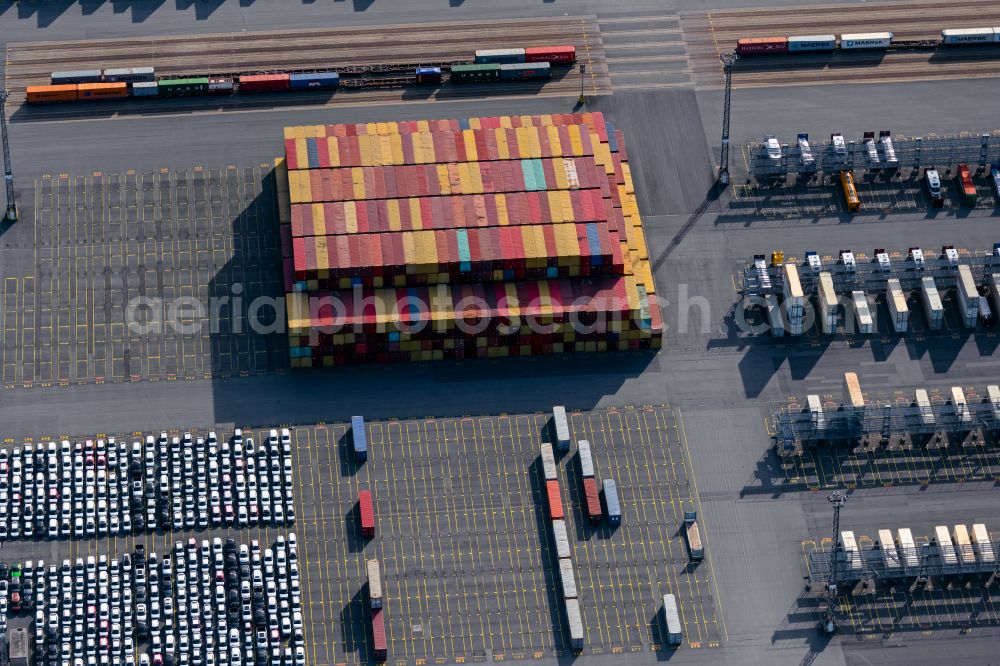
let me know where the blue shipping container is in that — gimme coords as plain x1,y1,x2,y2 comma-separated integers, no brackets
602,478,621,525
352,415,368,462
416,67,442,84
131,82,160,97
289,72,340,90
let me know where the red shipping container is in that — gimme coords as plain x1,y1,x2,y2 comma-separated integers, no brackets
359,490,375,537
736,37,789,55
371,608,387,662
583,477,602,523
545,480,564,519
239,73,290,93
525,45,577,64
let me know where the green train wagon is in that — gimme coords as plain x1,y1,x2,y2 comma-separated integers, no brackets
449,64,500,84
158,77,210,97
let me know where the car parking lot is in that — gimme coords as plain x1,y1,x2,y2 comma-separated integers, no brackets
0,428,296,541
1,534,302,666
2,406,723,665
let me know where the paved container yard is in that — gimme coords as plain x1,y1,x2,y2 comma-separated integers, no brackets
0,406,723,665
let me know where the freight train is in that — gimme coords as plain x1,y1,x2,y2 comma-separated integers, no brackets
736,26,1000,55
25,44,576,105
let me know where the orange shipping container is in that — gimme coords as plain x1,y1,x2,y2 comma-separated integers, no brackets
77,83,128,100
26,84,78,104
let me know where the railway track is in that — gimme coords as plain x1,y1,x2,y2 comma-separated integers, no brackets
5,16,612,116
682,0,1000,88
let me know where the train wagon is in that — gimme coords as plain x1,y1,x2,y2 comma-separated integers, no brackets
525,45,577,64
208,78,236,94
158,78,210,97
840,32,893,49
498,62,552,81
450,64,501,83
736,37,789,55
289,72,340,90
77,83,128,100
787,35,837,51
103,67,156,83
26,84,78,104
51,69,102,85
239,74,291,93
942,27,997,44
131,82,159,98
474,48,526,64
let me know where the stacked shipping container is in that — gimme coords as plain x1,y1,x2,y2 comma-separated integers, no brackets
278,112,662,365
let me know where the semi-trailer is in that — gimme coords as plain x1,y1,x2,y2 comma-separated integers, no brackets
565,597,584,650
840,530,863,572
602,478,621,526
952,524,975,565
352,416,368,462
578,439,594,478
851,291,874,334
765,293,785,337
843,372,864,411
957,265,980,328
971,523,996,564
877,529,901,570
915,389,935,426
546,480,565,520
684,511,704,561
935,525,958,565
552,519,571,559
897,528,919,567
920,277,944,330
582,477,602,524
367,558,383,609
988,385,1000,422
818,271,837,334
807,394,826,431
663,593,683,647
886,278,909,333
540,443,558,481
952,386,971,424
371,608,387,662
552,406,571,451
359,490,375,538
782,263,804,335
558,558,578,599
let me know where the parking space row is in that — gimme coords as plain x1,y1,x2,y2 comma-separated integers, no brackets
1,165,286,389
0,429,296,541
1,534,302,666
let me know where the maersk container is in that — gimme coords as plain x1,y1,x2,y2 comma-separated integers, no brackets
498,62,552,81
558,558,578,599
577,440,594,478
920,276,944,330
552,406,571,451
956,264,980,328
787,35,836,51
564,597,584,650
942,27,996,44
877,529,901,570
766,293,785,338
131,82,159,98
663,593,682,646
540,443,558,481
972,523,996,564
474,48,526,64
818,271,837,334
840,32,893,49
552,519,571,559
352,416,368,462
367,558,383,609
289,72,340,90
851,291,873,335
51,69,103,85
103,66,155,83
886,278,909,333
602,478,621,526
935,525,958,565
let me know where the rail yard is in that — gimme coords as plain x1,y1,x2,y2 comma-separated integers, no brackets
1,0,1000,665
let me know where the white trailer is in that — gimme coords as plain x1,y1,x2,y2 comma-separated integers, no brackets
577,440,594,478
552,519,571,559
886,279,909,333
935,525,958,565
765,293,785,338
783,263,805,335
840,530,863,573
552,406,571,452
942,27,996,44
915,389,935,426
851,290,874,334
558,558,578,599
952,524,975,565
951,386,971,424
841,32,893,49
971,523,995,564
920,277,944,330
807,394,826,431
843,372,864,410
540,443,558,481
565,598,584,649
366,558,383,610
877,529,901,570
956,265,980,328
818,271,837,334
897,528,919,567
989,274,1000,319
988,385,1000,423
663,593,683,647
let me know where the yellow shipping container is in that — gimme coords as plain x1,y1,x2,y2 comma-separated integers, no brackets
376,122,388,136
283,127,295,140
422,132,436,163
390,134,405,165
437,164,451,195
457,162,472,194
469,117,481,130
499,116,513,129
293,138,308,169
622,164,635,194
315,237,329,270
567,125,584,155
515,127,531,158
411,134,424,164
387,199,402,232
402,233,416,269
344,202,358,234
416,119,430,133
547,126,563,157
527,127,542,159
311,203,325,235
364,122,377,136
358,134,373,166
409,198,422,230
559,190,574,222
379,135,394,165
470,163,484,194
463,130,478,162
595,140,614,174
495,128,510,160
326,137,341,168
286,171,300,204
352,167,366,200
496,194,510,226
386,121,399,136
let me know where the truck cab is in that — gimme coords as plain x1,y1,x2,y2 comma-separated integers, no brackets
764,134,782,161
924,169,943,207
684,511,704,561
